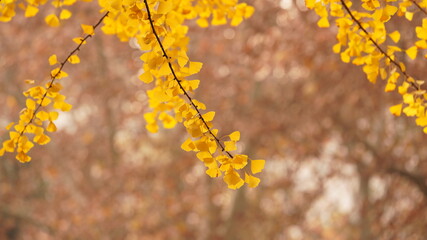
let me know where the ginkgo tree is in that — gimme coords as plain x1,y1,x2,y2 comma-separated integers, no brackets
2,0,427,190
0,0,265,189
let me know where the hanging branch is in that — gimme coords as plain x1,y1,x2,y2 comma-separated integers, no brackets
143,0,233,158
340,0,420,91
15,12,110,145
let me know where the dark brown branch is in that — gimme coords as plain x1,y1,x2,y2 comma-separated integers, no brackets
411,0,427,16
143,0,233,158
16,12,110,148
340,0,420,91
0,206,55,234
387,167,427,198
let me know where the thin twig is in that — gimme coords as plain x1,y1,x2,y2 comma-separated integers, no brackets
0,206,55,234
410,0,427,16
340,0,420,90
16,12,110,146
143,0,234,158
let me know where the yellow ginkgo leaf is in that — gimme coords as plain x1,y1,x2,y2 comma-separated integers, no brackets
206,168,221,178
61,102,72,112
25,5,39,17
192,99,206,110
146,123,158,133
389,104,402,116
406,46,417,60
403,93,414,104
162,35,175,49
196,18,209,28
3,139,15,152
34,134,50,145
196,151,212,162
54,101,72,111
63,0,76,5
231,15,243,26
202,111,215,122
416,40,427,49
45,14,60,27
251,159,265,174
415,116,427,127
157,0,173,14
16,152,31,163
26,98,36,110
181,138,196,152
158,62,170,76
49,111,59,121
49,54,58,65
224,141,237,151
5,122,15,130
383,5,398,22
177,51,189,67
212,10,227,25
189,61,203,75
59,9,72,19
229,131,240,141
232,154,248,169
305,0,315,8
36,111,49,121
384,82,396,92
81,24,94,35
389,31,400,43
405,11,414,21
46,121,57,132
68,55,80,64
195,141,209,153
187,80,200,91
39,98,52,107
398,82,410,95
332,43,341,53
143,112,156,124
25,79,35,84
224,170,244,189
139,71,153,83
245,173,261,188
159,112,177,129
73,37,87,45
317,17,330,28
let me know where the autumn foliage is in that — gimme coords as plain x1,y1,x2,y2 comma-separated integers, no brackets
0,0,265,189
308,0,427,132
1,0,427,239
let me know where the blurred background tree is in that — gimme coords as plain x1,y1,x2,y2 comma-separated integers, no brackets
0,0,426,239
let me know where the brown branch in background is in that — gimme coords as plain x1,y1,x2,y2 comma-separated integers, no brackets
340,0,420,91
410,0,427,16
387,167,427,198
143,0,233,158
16,12,110,145
0,206,55,235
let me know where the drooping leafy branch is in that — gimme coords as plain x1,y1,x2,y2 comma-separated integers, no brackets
143,0,233,158
0,12,109,162
306,0,427,133
137,0,265,189
0,0,265,189
339,0,420,90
